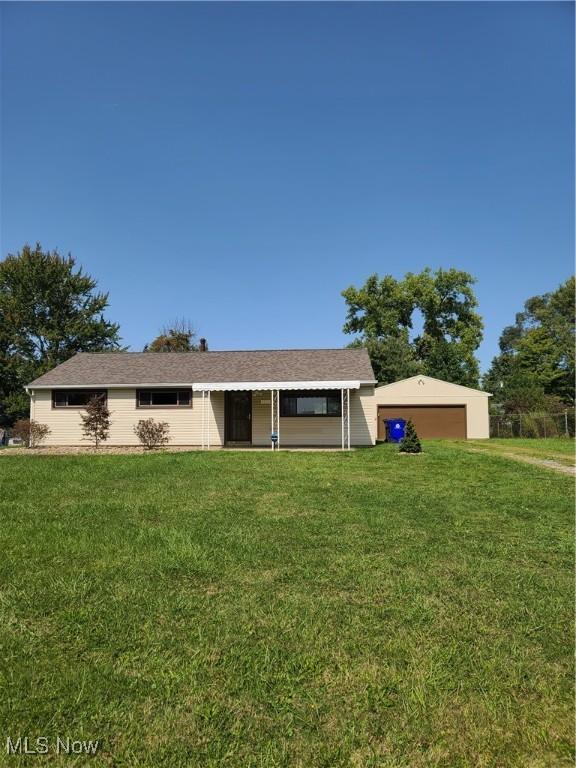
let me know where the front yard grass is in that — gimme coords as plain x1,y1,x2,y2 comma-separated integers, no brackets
0,444,573,767
464,437,575,467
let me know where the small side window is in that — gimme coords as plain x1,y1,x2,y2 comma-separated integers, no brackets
52,390,107,408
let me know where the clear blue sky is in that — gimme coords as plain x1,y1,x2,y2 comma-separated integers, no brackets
1,2,573,372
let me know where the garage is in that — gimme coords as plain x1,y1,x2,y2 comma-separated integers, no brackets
378,405,466,439
373,375,491,440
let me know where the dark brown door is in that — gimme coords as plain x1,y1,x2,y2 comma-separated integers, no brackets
377,405,467,439
225,392,252,443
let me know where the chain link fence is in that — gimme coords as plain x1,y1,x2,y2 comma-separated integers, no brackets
489,411,575,439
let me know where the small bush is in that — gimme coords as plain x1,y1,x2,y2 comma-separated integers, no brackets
520,415,540,438
80,395,111,448
399,419,422,454
134,418,170,450
519,414,560,438
12,419,51,448
540,415,560,438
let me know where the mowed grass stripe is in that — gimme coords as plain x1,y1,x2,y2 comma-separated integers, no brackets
0,445,573,767
459,437,576,467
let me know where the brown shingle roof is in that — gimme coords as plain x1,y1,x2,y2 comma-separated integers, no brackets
27,349,376,387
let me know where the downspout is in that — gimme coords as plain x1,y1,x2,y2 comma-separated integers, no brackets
25,386,34,420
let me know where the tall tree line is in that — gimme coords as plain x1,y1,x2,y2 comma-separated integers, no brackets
2,244,573,425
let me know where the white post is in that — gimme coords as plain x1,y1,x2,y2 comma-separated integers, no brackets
565,410,569,438
207,390,211,450
341,389,345,451
201,391,205,450
347,388,351,451
277,389,280,450
271,389,280,450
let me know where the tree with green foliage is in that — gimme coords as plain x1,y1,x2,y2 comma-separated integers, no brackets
399,419,422,454
342,268,483,386
483,277,575,410
144,318,199,352
342,273,420,384
0,244,122,426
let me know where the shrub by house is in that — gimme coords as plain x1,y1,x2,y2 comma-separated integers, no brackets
80,395,111,449
134,418,170,450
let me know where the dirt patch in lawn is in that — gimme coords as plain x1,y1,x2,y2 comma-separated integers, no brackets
466,446,575,476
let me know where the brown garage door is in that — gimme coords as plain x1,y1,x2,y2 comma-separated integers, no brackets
377,405,467,439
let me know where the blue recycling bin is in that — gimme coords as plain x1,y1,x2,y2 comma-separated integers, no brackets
386,418,406,443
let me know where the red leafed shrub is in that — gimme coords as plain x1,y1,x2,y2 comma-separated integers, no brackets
134,418,170,450
12,419,51,448
80,395,111,448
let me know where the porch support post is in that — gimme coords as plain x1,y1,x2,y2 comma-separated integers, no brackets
277,389,280,450
207,390,211,450
347,388,350,451
271,389,280,450
201,390,206,450
341,389,344,450
341,388,350,451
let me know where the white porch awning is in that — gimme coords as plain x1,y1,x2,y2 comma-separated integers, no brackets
193,380,364,392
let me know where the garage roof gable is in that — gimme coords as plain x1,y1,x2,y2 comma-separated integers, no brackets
375,375,492,397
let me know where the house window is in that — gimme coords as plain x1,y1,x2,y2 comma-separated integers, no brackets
136,389,192,407
52,390,107,408
280,390,342,417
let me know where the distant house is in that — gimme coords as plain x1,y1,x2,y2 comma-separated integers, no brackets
26,349,490,448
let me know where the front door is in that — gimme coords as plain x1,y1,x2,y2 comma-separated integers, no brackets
225,391,252,444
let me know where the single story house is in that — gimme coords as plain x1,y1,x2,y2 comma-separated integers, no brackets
25,349,490,448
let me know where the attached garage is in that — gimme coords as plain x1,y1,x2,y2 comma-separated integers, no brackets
374,376,491,440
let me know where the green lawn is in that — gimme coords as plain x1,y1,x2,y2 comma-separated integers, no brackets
465,438,576,467
0,445,573,767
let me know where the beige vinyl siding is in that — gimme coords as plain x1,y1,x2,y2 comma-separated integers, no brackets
277,417,342,447
32,385,376,448
251,391,272,446
251,386,375,447
33,389,225,446
352,385,376,445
